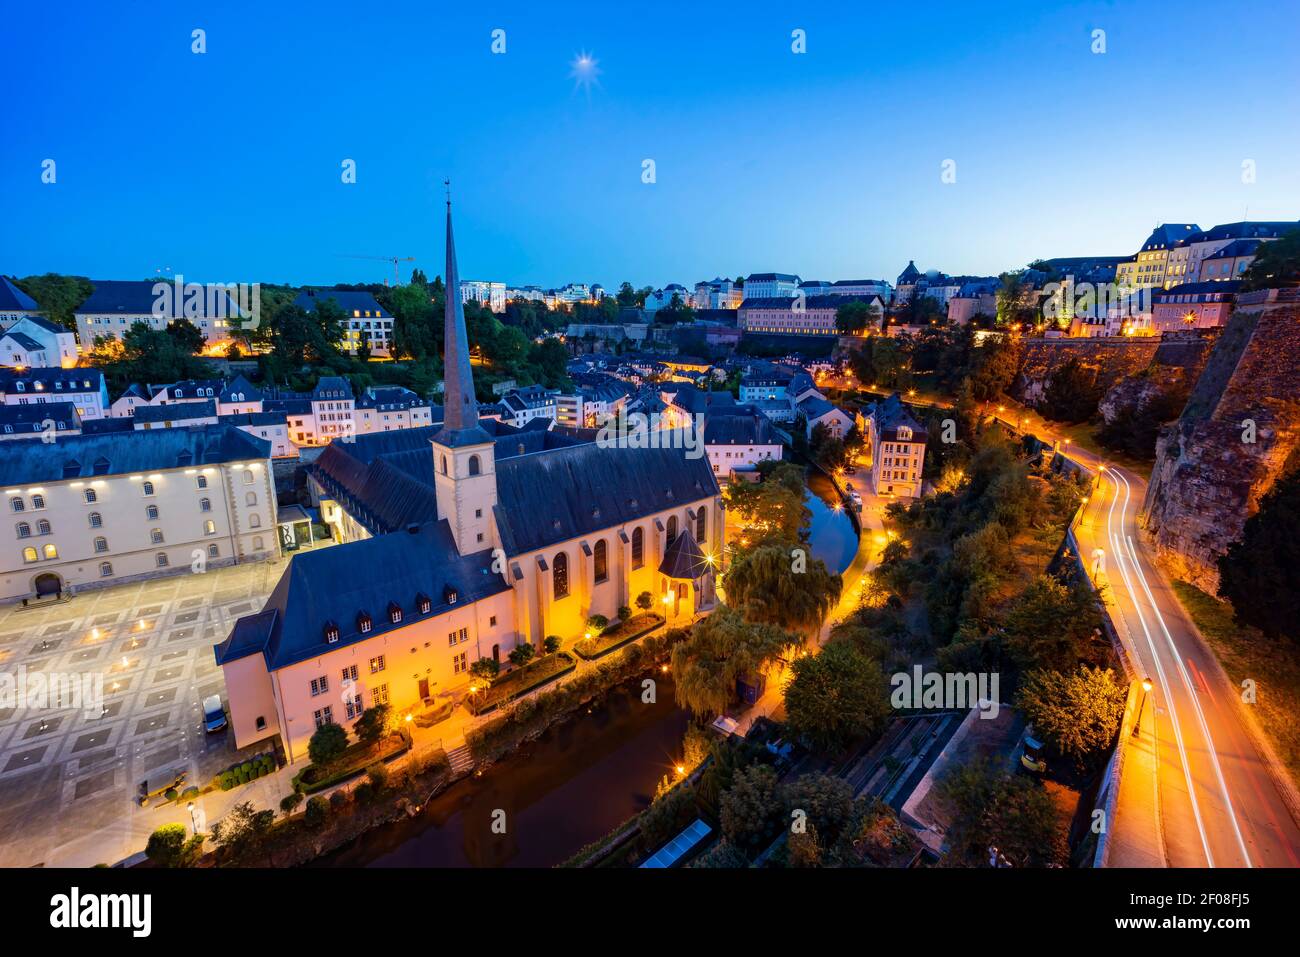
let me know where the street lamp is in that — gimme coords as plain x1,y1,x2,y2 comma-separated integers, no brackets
1132,677,1154,738
187,801,200,835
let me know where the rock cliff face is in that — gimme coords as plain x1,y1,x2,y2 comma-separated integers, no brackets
1097,365,1194,426
1012,333,1216,406
1141,290,1300,592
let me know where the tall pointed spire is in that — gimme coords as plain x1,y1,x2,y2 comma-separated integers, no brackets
436,188,488,445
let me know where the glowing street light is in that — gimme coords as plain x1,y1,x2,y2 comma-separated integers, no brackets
1132,677,1154,738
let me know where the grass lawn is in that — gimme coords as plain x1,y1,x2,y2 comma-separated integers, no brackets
469,652,576,715
1172,581,1300,791
574,613,665,660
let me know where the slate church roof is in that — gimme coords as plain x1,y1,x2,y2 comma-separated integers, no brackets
215,521,508,669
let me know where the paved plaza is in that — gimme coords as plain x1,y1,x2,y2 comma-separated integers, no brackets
0,558,288,867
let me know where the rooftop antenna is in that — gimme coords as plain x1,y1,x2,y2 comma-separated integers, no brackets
445,178,451,206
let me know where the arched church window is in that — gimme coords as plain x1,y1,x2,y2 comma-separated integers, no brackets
593,540,608,583
696,508,706,545
666,516,678,545
441,455,448,476
468,454,481,476
553,552,569,600
631,527,644,569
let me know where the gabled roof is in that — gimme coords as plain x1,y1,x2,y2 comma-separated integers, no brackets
1195,221,1299,243
0,424,269,486
77,279,239,318
493,442,720,556
1,331,44,351
219,374,264,402
869,392,928,441
215,521,508,670
133,400,217,424
1140,224,1200,251
294,289,390,318
0,367,105,394
12,315,68,336
311,375,354,400
703,413,776,446
1205,238,1263,259
897,261,922,283
746,273,801,283
0,401,80,432
0,277,40,313
659,529,711,580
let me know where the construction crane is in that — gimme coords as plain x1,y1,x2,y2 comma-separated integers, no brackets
341,254,415,287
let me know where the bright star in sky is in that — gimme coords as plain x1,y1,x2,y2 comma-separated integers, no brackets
569,51,601,95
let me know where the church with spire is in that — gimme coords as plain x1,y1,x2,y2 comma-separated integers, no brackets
216,199,722,762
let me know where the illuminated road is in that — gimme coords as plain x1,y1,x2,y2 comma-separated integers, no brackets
1071,462,1300,868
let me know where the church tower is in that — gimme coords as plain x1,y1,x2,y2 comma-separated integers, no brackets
431,193,498,555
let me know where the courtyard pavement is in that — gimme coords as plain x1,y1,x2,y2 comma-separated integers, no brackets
0,559,290,867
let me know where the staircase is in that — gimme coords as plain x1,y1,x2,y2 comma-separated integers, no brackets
444,744,474,775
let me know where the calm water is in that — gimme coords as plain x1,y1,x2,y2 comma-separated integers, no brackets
805,469,859,575
321,675,689,867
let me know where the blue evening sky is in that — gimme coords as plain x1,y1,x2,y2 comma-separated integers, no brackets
3,0,1297,289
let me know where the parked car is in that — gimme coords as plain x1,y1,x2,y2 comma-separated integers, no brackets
202,695,228,733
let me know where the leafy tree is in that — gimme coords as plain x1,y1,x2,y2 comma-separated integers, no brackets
636,591,654,611
938,759,1067,867
307,721,349,767
719,763,782,851
1001,574,1103,674
210,801,275,858
690,839,751,868
1218,468,1300,640
1039,357,1103,424
279,792,304,817
145,823,190,868
353,704,396,746
724,543,842,642
164,318,205,356
781,773,856,847
470,657,500,681
995,271,1036,328
509,643,536,667
784,642,890,751
304,795,329,829
1241,229,1300,290
1016,666,1127,768
670,606,792,717
835,299,881,335
13,273,94,331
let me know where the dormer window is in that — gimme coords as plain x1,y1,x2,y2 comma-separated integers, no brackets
324,621,340,643
417,593,431,614
444,586,458,605
388,602,403,624
358,612,373,634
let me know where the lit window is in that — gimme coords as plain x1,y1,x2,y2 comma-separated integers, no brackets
370,655,386,674
43,543,58,560
204,520,216,535
22,546,37,563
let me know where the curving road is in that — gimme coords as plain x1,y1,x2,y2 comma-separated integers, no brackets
1070,462,1300,868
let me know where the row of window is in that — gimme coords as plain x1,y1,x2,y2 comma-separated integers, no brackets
7,470,256,513
550,514,707,601
20,539,250,568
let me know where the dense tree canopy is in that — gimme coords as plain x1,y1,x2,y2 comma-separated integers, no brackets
1218,467,1300,640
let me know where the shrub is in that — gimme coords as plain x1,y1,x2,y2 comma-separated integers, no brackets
181,786,199,801
304,795,329,829
163,787,178,802
308,722,349,767
354,704,396,746
354,781,375,803
617,605,632,622
543,635,561,654
366,762,390,791
586,614,609,634
280,793,304,816
508,643,536,667
145,823,189,868
329,790,348,811
636,591,654,611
